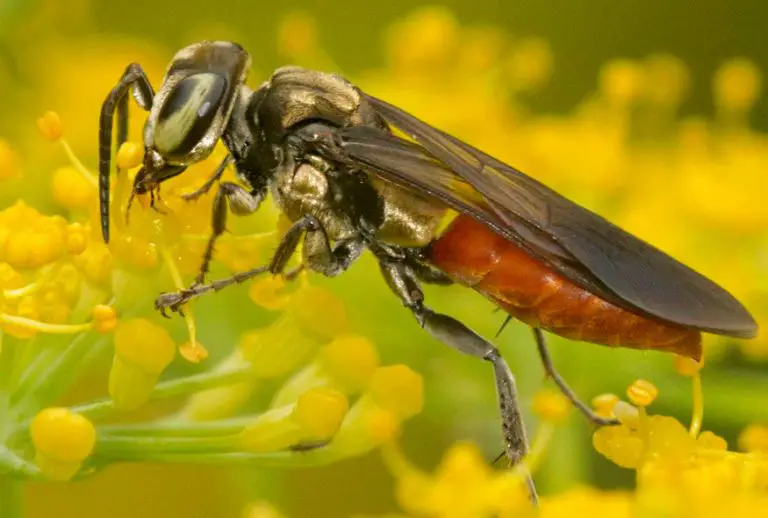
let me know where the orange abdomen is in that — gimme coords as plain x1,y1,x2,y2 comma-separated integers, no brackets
428,215,702,360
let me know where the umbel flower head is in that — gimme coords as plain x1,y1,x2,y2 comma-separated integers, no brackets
1,7,768,516
0,113,425,487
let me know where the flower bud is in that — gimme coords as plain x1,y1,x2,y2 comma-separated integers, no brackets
109,318,176,410
31,408,96,480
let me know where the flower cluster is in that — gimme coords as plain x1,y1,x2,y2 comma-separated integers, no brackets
590,359,768,517
0,114,424,497
0,4,766,517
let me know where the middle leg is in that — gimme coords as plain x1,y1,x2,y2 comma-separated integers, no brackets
156,214,364,313
195,181,265,285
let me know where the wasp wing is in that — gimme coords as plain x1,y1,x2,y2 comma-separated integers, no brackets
346,94,757,338
340,126,610,296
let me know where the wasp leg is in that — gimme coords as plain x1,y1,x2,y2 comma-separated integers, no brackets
532,328,619,426
408,260,455,285
156,215,362,314
99,63,155,243
379,258,538,505
155,265,271,316
267,214,364,277
183,155,233,202
195,182,266,285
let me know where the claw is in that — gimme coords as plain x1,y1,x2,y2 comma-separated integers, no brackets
181,189,206,202
154,291,189,316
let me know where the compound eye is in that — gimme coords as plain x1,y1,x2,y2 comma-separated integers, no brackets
154,72,228,159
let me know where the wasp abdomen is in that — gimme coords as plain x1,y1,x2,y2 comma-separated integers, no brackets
429,215,702,360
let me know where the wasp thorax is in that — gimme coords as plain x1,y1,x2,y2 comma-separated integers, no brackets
153,72,227,159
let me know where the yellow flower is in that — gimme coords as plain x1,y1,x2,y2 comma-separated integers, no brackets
30,408,96,481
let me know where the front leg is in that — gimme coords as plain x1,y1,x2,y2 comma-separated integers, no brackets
195,181,265,285
99,63,155,243
378,258,538,504
183,155,233,202
157,215,363,314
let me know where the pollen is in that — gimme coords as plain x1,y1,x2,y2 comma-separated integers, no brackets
627,379,658,407
37,110,63,142
697,430,728,451
116,141,144,170
0,202,68,269
292,388,349,439
52,166,96,210
30,407,96,481
72,241,113,286
91,304,117,333
368,365,424,419
65,222,88,255
592,425,644,468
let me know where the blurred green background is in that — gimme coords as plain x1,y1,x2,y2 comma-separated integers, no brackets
0,1,766,517
1,0,767,131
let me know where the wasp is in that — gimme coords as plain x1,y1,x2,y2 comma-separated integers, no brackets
99,41,758,503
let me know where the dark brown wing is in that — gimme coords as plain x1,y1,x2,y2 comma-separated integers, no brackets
341,94,757,339
340,127,612,297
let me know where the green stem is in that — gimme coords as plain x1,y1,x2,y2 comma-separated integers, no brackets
96,434,237,455
0,332,13,441
0,475,23,518
99,417,251,437
71,366,252,420
12,333,107,418
0,446,41,480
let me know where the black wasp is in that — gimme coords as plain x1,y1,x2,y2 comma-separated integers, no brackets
99,41,757,504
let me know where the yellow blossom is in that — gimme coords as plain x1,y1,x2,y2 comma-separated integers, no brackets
385,441,531,518
240,285,348,377
91,304,117,333
626,379,659,407
116,141,144,170
37,110,63,141
0,139,20,181
109,318,176,410
52,166,96,210
714,57,762,114
739,424,768,452
271,334,380,407
600,59,646,104
240,388,349,453
30,407,96,481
